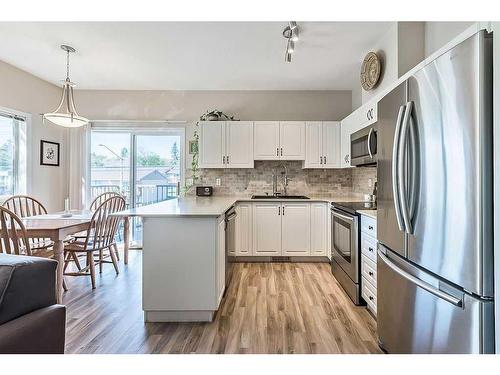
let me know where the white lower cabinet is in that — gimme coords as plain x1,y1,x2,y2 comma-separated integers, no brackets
216,215,226,305
235,202,252,255
360,214,377,316
252,202,282,255
239,201,328,257
310,202,328,256
281,203,311,256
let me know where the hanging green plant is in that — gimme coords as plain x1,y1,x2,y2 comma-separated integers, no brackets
183,110,238,194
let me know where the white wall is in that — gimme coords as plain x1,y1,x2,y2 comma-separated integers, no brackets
75,89,353,175
424,22,474,57
350,22,473,112
0,60,67,211
353,22,425,108
361,23,399,104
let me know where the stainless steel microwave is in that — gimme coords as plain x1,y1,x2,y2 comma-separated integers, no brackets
350,125,377,166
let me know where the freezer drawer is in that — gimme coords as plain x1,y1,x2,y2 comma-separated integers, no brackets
377,247,494,354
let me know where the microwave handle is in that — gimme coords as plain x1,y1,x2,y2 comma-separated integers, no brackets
367,128,374,159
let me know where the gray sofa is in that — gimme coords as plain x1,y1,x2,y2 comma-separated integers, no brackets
0,254,66,354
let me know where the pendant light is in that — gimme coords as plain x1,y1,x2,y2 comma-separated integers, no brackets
43,45,88,128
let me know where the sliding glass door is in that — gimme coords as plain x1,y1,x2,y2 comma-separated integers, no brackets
90,128,184,246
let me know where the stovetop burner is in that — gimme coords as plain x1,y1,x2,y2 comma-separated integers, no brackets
331,201,377,215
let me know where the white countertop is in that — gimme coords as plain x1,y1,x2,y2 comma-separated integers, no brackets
113,194,368,218
357,209,377,220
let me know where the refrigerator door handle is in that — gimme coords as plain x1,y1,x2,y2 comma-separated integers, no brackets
392,105,406,232
398,101,414,234
408,112,418,220
378,249,463,307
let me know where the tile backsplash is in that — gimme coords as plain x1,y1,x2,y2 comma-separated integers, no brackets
190,161,377,198
351,166,377,195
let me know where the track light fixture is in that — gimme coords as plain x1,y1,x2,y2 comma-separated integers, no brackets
283,21,299,62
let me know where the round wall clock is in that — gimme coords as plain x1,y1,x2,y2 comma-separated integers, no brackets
360,52,381,91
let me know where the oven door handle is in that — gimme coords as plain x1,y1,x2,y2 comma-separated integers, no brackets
331,209,355,222
367,128,374,159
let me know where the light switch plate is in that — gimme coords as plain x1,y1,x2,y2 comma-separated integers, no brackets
215,178,221,186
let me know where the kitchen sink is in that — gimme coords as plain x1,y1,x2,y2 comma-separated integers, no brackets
251,195,310,200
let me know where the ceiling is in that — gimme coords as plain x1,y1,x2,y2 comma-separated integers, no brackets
0,22,393,91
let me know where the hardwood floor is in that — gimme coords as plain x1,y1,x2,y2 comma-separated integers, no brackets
63,250,381,354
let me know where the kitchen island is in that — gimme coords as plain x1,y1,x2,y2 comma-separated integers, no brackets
114,195,364,322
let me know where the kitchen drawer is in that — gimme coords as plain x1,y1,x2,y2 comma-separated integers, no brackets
361,254,377,288
362,276,377,315
361,215,377,237
361,233,377,263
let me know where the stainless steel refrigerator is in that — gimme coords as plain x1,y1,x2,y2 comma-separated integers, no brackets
377,30,494,354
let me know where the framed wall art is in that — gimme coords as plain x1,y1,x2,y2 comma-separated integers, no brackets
40,140,60,166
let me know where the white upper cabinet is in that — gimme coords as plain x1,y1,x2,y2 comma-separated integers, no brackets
303,121,340,168
281,202,310,256
322,121,341,168
304,122,322,168
254,121,280,160
279,121,305,160
226,121,254,168
199,121,225,168
199,121,254,169
340,116,354,168
254,121,305,160
340,101,378,168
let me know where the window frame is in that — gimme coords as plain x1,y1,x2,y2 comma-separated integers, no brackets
87,124,186,207
0,106,31,200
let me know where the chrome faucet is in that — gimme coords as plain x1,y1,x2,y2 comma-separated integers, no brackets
272,168,278,196
280,164,289,196
271,164,290,196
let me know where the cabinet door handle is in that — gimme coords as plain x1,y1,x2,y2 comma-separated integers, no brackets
320,156,323,164
369,296,374,301
276,148,279,156
324,156,327,164
278,206,280,215
281,147,283,156
368,246,374,252
282,206,285,215
368,225,374,230
368,271,374,276
223,156,225,164
227,155,229,164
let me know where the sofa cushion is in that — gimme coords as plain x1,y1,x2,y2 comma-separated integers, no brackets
0,254,57,325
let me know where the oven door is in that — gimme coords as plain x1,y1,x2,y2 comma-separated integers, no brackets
331,208,359,281
351,126,377,166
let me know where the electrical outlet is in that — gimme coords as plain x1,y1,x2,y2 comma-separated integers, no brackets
215,178,221,186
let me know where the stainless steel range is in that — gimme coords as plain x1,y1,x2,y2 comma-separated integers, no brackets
331,201,376,305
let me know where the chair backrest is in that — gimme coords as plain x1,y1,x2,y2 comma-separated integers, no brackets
84,196,126,251
3,195,48,218
0,206,31,256
90,192,122,212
